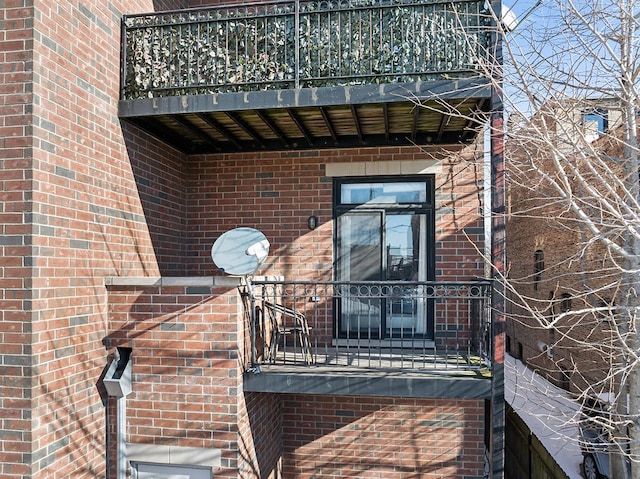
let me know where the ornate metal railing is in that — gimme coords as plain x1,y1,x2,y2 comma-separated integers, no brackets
246,280,492,372
122,0,492,99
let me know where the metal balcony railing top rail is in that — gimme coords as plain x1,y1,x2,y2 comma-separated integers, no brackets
122,0,493,99
247,280,492,373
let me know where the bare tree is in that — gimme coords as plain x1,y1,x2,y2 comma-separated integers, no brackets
494,0,640,478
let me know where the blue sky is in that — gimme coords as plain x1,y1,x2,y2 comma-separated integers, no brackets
501,0,637,117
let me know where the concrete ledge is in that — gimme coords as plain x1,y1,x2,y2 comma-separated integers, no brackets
104,276,241,287
325,159,442,177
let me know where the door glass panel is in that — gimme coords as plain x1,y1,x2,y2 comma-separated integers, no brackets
385,214,427,336
337,212,383,338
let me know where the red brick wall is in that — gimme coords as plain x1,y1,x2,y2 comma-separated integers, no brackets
0,3,35,477
185,149,484,282
506,137,621,391
436,155,486,282
241,392,282,479
506,209,616,391
282,395,485,479
25,1,166,477
124,124,188,275
185,151,332,278
0,1,195,478
107,283,245,478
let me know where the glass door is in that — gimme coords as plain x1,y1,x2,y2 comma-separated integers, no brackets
334,177,434,341
336,210,432,340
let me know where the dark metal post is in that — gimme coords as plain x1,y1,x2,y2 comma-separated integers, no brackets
294,0,300,89
120,16,127,100
245,275,258,368
490,0,506,478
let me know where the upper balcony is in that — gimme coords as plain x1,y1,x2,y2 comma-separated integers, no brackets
119,0,495,154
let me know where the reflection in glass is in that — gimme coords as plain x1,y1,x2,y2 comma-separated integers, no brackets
341,181,427,205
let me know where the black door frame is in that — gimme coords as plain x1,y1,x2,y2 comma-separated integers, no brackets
333,175,436,340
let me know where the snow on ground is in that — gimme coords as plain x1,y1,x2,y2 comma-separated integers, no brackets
505,354,584,479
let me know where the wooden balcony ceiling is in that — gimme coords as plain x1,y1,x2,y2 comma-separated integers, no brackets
119,79,491,154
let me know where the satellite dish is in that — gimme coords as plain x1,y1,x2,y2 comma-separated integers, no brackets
211,227,270,276
501,1,541,32
502,5,519,31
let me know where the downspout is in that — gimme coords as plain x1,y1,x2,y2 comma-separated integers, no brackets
117,396,127,479
104,347,133,479
490,0,506,478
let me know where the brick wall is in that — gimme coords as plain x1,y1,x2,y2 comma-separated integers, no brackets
506,209,616,391
0,2,35,477
106,282,289,479
25,1,167,477
123,124,188,275
282,395,485,479
0,1,197,478
183,149,484,282
435,154,486,282
184,151,332,278
506,139,621,391
241,392,282,479
106,282,246,478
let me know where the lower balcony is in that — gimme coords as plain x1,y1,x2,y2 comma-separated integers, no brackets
243,279,494,398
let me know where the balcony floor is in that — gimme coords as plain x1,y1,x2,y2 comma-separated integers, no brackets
244,347,492,399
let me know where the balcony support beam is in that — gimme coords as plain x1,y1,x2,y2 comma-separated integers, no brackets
119,80,491,117
437,112,450,142
286,108,314,146
225,112,266,149
319,106,339,145
197,113,242,150
119,81,492,154
256,111,290,148
382,103,390,142
119,79,492,154
411,106,420,142
173,116,220,151
462,98,489,141
351,105,363,144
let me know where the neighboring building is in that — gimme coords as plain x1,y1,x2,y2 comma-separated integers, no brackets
0,1,505,479
505,97,624,393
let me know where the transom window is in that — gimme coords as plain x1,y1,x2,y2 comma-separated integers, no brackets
340,181,428,205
